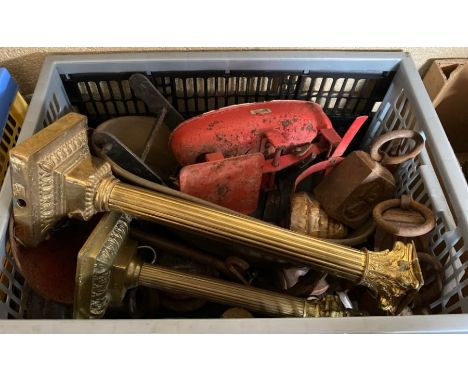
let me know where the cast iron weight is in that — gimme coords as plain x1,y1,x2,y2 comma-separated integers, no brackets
10,113,423,314
314,130,425,229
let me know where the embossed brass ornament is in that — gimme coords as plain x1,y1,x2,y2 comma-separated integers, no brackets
290,192,348,239
74,212,351,318
10,113,423,314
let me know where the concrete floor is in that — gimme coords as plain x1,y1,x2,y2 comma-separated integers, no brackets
1,47,468,95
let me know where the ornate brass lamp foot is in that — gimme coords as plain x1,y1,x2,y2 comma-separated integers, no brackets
11,113,423,314
74,213,351,319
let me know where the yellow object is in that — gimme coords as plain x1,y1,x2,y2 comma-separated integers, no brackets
0,92,27,186
290,192,348,239
0,92,27,306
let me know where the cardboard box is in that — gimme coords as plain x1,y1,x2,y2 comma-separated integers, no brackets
423,59,468,178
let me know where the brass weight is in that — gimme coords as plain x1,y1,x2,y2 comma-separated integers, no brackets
290,192,348,239
10,113,423,314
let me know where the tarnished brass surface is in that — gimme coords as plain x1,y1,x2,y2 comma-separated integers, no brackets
74,213,135,319
139,265,348,317
75,212,350,318
361,242,423,314
12,113,424,314
290,192,348,239
9,113,112,247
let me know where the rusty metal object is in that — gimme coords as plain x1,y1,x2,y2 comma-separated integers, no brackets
171,100,344,213
373,195,436,237
8,214,99,304
329,219,376,247
290,116,373,246
314,130,425,229
373,195,436,251
74,213,353,318
314,150,396,229
369,129,425,166
224,256,250,285
293,115,368,192
10,113,424,314
92,116,178,185
290,192,348,239
130,227,250,284
282,270,329,298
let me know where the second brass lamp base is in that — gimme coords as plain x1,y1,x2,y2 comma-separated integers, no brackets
10,113,424,314
74,212,350,319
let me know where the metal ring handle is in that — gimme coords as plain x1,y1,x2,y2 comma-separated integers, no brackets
369,130,425,165
373,197,435,237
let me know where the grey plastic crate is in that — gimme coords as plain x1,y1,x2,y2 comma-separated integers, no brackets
1,51,467,332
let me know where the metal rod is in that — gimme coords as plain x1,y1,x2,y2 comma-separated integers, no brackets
138,264,344,318
130,227,230,276
100,181,365,281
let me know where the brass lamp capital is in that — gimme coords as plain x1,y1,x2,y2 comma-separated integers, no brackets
360,241,423,314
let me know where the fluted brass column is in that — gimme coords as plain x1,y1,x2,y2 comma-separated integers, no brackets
74,212,349,318
138,264,346,318
103,181,365,281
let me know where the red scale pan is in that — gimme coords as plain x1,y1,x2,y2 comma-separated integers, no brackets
170,100,354,214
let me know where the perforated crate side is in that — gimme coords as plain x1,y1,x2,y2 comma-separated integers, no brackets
0,240,26,318
0,91,27,319
0,68,72,319
1,52,467,332
0,93,27,186
363,68,468,314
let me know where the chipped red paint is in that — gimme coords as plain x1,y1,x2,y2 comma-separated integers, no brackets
179,153,264,214
170,100,339,167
